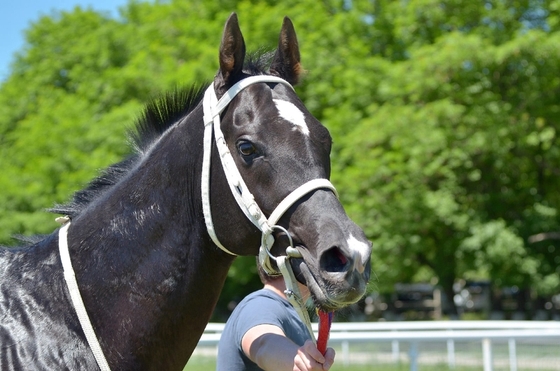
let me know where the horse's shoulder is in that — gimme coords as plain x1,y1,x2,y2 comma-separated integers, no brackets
0,234,95,370
0,233,64,304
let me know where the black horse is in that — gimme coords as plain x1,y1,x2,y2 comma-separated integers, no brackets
0,14,371,371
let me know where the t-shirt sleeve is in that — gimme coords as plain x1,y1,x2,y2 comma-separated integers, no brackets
231,294,289,347
217,291,310,371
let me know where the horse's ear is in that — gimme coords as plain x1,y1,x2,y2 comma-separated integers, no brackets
217,13,246,93
270,17,302,85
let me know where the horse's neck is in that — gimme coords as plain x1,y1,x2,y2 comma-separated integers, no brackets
63,117,235,369
70,223,233,368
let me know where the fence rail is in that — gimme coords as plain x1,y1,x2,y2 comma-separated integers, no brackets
198,321,560,371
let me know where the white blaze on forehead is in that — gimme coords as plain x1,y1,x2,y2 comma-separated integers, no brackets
347,233,371,264
273,99,310,136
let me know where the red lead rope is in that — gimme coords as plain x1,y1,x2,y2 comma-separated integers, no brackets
316,310,333,355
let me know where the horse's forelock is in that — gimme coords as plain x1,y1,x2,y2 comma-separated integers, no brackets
243,50,275,76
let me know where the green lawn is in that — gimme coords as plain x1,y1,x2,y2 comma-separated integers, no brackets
182,356,216,371
183,355,477,371
183,339,560,371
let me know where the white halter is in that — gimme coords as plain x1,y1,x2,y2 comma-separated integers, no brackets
202,76,338,339
201,75,338,274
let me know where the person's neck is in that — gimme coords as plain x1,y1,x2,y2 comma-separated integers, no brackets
263,279,287,298
263,278,310,302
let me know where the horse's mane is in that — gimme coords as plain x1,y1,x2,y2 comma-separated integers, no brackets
51,52,273,219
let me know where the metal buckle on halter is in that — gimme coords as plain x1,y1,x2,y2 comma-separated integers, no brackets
259,224,303,276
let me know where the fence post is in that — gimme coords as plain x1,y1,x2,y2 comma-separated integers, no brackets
392,338,400,363
447,338,456,369
482,338,493,371
409,341,419,371
342,340,350,366
508,338,517,371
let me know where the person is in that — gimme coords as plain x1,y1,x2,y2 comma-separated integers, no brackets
216,259,336,371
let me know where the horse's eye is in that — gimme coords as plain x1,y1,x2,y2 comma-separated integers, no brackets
237,141,257,157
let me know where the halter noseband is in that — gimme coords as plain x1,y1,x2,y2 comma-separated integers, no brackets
201,75,338,275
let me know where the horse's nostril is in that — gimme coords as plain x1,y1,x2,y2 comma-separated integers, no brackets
320,247,348,273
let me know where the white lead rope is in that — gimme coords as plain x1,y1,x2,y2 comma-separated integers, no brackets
59,223,111,371
277,255,316,341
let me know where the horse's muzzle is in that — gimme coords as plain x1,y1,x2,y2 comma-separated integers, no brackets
292,241,371,311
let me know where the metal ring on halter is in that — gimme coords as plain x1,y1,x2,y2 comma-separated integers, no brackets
261,225,303,262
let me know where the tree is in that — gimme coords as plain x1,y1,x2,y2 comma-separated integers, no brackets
332,0,560,314
2,0,560,318
0,0,369,317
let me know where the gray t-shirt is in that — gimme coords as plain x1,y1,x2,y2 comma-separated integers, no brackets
216,289,311,371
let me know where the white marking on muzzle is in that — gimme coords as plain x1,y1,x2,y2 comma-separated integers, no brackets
347,233,370,273
273,99,309,135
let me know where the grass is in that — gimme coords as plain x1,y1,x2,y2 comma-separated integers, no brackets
182,356,216,371
182,355,479,371
183,339,560,371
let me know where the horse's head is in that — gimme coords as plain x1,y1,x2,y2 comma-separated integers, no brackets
207,14,371,311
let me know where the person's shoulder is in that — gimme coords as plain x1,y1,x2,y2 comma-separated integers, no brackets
231,289,291,320
241,289,285,306
223,289,287,338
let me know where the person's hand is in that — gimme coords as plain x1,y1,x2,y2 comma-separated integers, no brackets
293,340,336,370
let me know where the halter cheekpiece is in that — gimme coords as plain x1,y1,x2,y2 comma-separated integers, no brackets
201,75,338,340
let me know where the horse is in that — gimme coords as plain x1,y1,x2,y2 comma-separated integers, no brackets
0,13,372,371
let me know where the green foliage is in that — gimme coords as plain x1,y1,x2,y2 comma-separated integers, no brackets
1,0,560,315
331,1,560,302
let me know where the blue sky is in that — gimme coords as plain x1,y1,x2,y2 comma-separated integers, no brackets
0,0,131,81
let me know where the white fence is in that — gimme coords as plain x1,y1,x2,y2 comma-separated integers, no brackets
198,321,560,370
